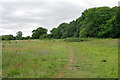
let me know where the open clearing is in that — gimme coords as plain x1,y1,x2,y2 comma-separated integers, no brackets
2,38,118,78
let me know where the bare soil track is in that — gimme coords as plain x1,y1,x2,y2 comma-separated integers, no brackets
53,46,77,78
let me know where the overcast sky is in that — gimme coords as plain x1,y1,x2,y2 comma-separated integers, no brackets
0,0,119,37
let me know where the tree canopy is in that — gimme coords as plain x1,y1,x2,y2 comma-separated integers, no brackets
16,31,23,40
50,6,120,38
32,27,47,39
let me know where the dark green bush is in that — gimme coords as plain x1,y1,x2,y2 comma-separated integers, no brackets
64,38,88,42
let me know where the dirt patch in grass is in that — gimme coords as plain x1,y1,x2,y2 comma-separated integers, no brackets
53,46,77,78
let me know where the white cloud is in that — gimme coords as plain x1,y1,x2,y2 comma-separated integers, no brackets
12,10,26,16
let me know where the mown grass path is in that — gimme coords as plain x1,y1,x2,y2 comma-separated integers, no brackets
53,44,93,78
53,46,76,78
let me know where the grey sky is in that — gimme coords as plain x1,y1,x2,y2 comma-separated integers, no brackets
0,0,119,37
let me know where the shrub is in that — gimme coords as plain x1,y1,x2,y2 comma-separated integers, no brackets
64,38,88,42
2,35,14,40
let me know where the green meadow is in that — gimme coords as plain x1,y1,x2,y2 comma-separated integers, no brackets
2,38,118,78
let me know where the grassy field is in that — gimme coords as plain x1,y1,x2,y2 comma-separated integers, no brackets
2,38,118,78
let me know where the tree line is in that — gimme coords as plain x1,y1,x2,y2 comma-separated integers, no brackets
50,6,120,39
1,6,120,40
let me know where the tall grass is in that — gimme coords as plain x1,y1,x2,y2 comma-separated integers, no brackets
2,40,69,78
